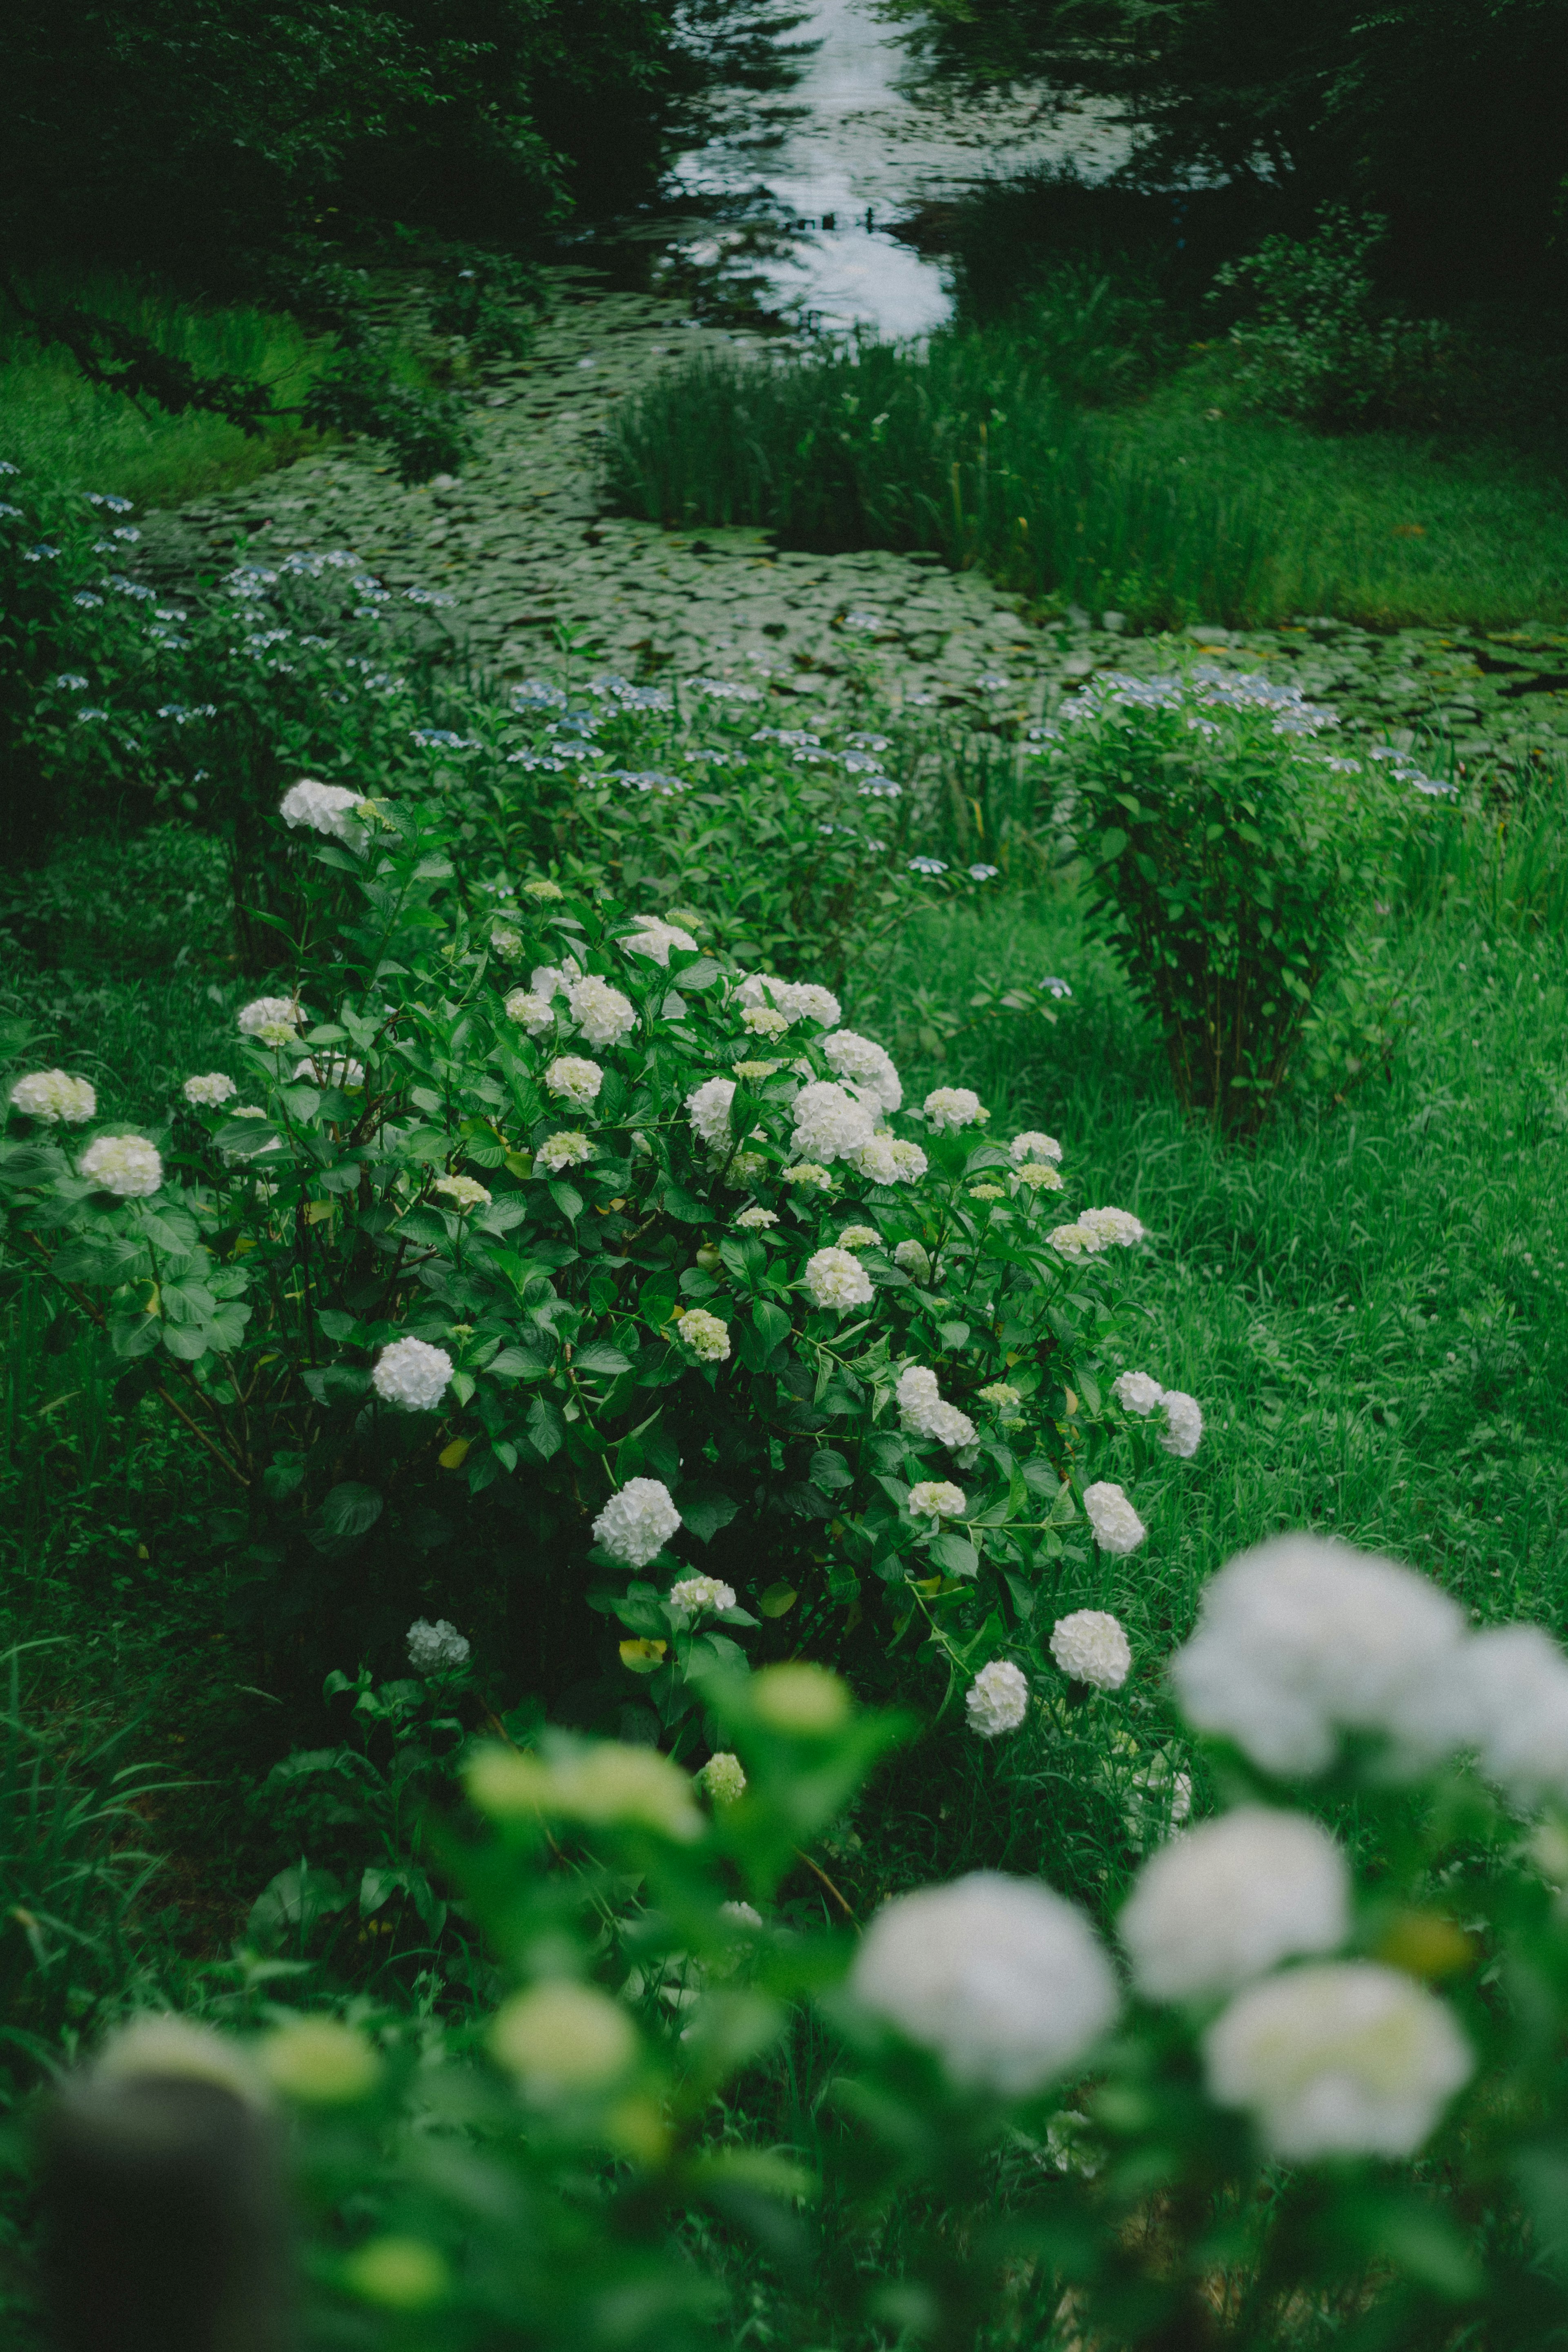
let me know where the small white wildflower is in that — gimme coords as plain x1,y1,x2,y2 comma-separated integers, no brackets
803,1246,874,1312
623,916,697,966
1082,1484,1147,1557
851,1873,1119,2095
838,1224,879,1248
967,1660,1030,1738
1015,1162,1065,1192
372,1337,453,1412
675,1308,731,1363
687,1076,736,1152
792,1079,878,1165
433,1175,492,1212
1120,1809,1351,2003
1080,1205,1146,1250
80,1134,162,1197
897,1366,977,1451
854,1133,928,1185
10,1070,97,1124
669,1575,736,1616
546,1055,604,1109
1204,1962,1472,2160
781,1161,832,1190
568,974,637,1047
742,1003,790,1038
893,1238,931,1281
923,1086,988,1131
977,1381,1021,1410
703,1756,748,1806
594,1477,681,1569
1010,1131,1062,1165
182,1072,237,1109
1160,1391,1204,1458
535,1131,594,1174
279,778,362,841
822,1030,902,1114
406,1617,471,1673
237,995,304,1045
504,987,556,1035
1051,1609,1132,1689
909,1479,967,1526
1114,1371,1165,1415
735,1205,778,1230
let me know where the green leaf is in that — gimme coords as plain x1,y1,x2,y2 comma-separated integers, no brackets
662,1178,709,1223
759,1583,797,1618
575,1340,633,1377
316,1307,357,1343
319,1482,384,1540
490,1344,550,1379
548,1180,583,1223
525,1396,566,1459
808,1448,853,1495
680,1485,738,1544
929,1532,980,1579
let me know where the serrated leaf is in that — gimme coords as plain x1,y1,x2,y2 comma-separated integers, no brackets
319,1482,384,1540
526,1395,566,1459
575,1340,632,1377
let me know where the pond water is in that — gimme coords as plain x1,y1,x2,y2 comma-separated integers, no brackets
662,0,1129,334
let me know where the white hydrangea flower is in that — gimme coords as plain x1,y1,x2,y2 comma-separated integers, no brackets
1010,1130,1062,1165
1051,1609,1132,1689
718,1895,760,1923
623,916,697,966
292,1054,365,1091
850,1873,1120,2096
703,1755,748,1806
1048,1222,1094,1259
1082,1484,1147,1556
433,1175,491,1212
504,988,556,1035
530,960,578,999
567,974,636,1047
897,1366,977,1451
491,927,523,958
966,1660,1030,1738
371,1337,453,1412
969,1183,1006,1201
1120,1808,1351,2003
523,876,564,901
733,1060,781,1081
535,1131,594,1174
791,1079,878,1164
823,1030,902,1113
80,1134,162,1198
1160,1391,1204,1457
593,1477,682,1568
737,974,841,1029
1447,1624,1568,1805
855,1133,928,1185
11,1069,97,1124
237,995,304,1044
735,1206,778,1230
406,1617,471,1673
909,1479,967,1526
803,1245,874,1312
779,1161,831,1189
669,1575,736,1616
838,1225,879,1249
1080,1205,1147,1250
1169,1536,1471,1780
280,778,362,841
742,1003,790,1039
1015,1163,1065,1191
182,1072,237,1109
687,1076,736,1151
978,1381,1022,1410
923,1086,988,1131
1204,1961,1472,2160
545,1055,604,1109
1114,1371,1165,1415
675,1307,731,1363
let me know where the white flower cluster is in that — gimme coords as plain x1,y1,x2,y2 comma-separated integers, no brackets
280,779,363,842
80,1134,162,1197
504,987,555,1035
593,1477,681,1569
1082,1482,1147,1556
1010,1130,1062,1165
838,1225,879,1249
701,1753,747,1804
1112,1369,1205,1457
1050,1609,1131,1689
803,1245,874,1313
406,1617,471,1673
371,1337,454,1412
675,1307,731,1362
909,1479,967,1527
923,1086,988,1131
791,1080,877,1164
742,1003,789,1038
897,1365,977,1452
568,974,636,1047
687,1076,737,1152
546,1055,604,1109
735,1205,777,1230
182,1072,237,1109
736,974,841,1028
668,1575,736,1616
237,996,304,1045
535,1131,594,1174
853,1133,927,1185
624,916,697,967
781,1161,832,1190
293,1054,365,1091
966,1659,1031,1738
1119,1808,1350,2002
893,1238,931,1280
1015,1162,1064,1192
11,1069,97,1124
851,1873,1120,2095
1050,1207,1147,1258
822,1030,902,1112
433,1175,491,1212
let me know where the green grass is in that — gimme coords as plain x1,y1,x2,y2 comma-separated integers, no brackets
0,270,324,507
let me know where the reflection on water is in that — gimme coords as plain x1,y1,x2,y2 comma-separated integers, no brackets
667,0,1129,334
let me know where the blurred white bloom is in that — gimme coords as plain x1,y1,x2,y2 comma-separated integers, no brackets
703,1756,748,1806
530,961,577,999
1051,1609,1132,1689
237,995,304,1044
594,1477,681,1568
1204,1961,1472,2160
11,1069,96,1124
1015,1163,1064,1191
1120,1809,1351,2002
1160,1391,1204,1458
491,927,523,958
781,1161,832,1189
966,1660,1030,1738
546,1055,604,1109
675,1307,731,1363
804,1245,874,1312
80,1134,162,1197
669,1575,735,1616
823,1030,902,1113
1169,1535,1470,1779
504,988,556,1035
522,876,564,901
838,1225,879,1248
624,916,697,966
978,1381,1021,1410
855,1133,928,1185
1082,1484,1147,1556
737,974,841,1028
898,1366,977,1451
433,1175,491,1212
735,1206,778,1230
491,1982,637,2098
687,1076,735,1151
733,1060,781,1081
924,1086,987,1131
182,1072,237,1109
792,1079,877,1164
280,779,362,841
407,1617,470,1673
893,1238,931,1280
851,1873,1120,2095
535,1131,594,1174
372,1337,453,1412
568,974,636,1047
1450,1624,1568,1805
1081,1205,1147,1250
909,1479,967,1526
1010,1131,1062,1165
718,1895,760,1922
1115,1371,1165,1415
292,1054,365,1090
